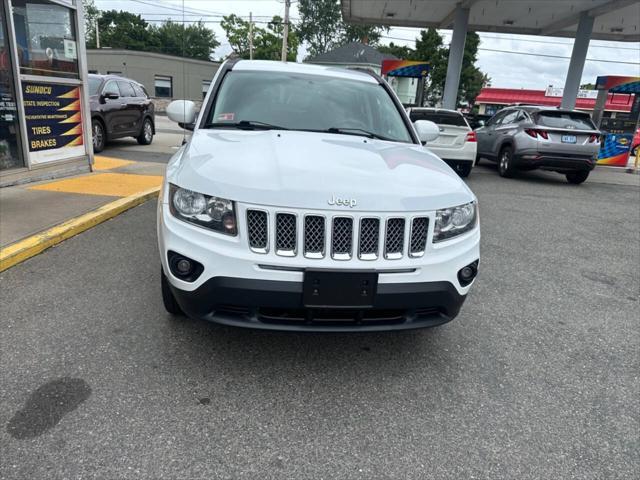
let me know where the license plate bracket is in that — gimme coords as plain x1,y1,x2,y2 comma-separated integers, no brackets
303,270,378,308
562,134,577,144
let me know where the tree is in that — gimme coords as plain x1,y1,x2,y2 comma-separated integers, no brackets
298,0,342,57
298,0,388,56
153,20,219,61
89,10,159,51
83,0,100,43
580,83,596,90
85,8,219,61
377,42,414,59
398,29,488,107
220,14,252,58
413,28,448,105
221,15,298,61
340,23,388,46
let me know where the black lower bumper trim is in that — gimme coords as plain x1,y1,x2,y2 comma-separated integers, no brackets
514,154,596,172
169,276,466,332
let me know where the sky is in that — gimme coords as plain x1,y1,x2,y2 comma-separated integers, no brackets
93,0,640,91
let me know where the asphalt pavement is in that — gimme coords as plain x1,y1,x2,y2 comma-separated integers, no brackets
0,165,638,479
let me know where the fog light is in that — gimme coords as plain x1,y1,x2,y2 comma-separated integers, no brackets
168,251,204,282
176,259,192,275
458,260,479,287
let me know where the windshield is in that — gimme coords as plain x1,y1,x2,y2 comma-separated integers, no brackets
88,77,102,96
207,71,413,143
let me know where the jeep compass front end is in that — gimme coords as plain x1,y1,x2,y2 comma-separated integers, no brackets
157,60,480,332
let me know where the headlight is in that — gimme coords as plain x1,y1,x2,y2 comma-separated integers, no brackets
169,184,237,235
433,201,477,243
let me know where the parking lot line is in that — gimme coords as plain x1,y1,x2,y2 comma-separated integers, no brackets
28,172,163,197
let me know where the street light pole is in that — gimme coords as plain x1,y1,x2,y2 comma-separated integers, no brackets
281,0,290,62
95,19,100,49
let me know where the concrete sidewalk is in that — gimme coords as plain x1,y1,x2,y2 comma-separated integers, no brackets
0,156,165,270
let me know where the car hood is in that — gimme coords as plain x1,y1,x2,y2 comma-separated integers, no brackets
168,129,475,211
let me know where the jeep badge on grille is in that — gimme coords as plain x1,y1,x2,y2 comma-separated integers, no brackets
328,195,357,208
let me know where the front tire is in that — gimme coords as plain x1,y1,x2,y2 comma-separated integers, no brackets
92,119,106,153
566,171,589,184
161,268,183,316
498,146,515,178
137,118,154,145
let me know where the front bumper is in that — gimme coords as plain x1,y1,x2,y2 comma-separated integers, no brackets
169,276,466,332
158,199,480,331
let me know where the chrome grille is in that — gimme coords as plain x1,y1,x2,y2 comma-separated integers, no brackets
410,217,429,257
304,215,325,258
275,213,296,256
246,210,268,252
359,218,380,260
247,207,428,261
385,218,405,259
332,217,353,260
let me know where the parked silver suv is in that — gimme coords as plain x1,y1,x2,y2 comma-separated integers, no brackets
475,106,601,184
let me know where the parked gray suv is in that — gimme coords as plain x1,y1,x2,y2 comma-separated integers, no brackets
475,106,600,184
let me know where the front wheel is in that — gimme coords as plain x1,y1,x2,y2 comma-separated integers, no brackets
566,171,589,184
161,268,183,316
92,119,105,153
137,118,154,145
498,146,515,178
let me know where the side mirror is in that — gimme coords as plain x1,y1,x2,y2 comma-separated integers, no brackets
178,122,195,131
167,100,197,127
102,92,119,100
414,120,439,144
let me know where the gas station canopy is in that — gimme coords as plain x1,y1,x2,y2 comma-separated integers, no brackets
341,0,640,42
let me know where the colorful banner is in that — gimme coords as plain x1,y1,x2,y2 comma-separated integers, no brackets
22,82,84,164
595,76,640,93
597,133,633,167
381,60,430,78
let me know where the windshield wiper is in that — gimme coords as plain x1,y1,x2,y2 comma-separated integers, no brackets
204,120,288,131
325,127,393,141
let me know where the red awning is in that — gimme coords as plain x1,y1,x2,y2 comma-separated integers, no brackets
475,88,634,112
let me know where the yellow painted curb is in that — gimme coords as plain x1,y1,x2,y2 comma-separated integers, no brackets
0,186,160,273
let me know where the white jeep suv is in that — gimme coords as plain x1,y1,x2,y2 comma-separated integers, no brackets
158,60,480,332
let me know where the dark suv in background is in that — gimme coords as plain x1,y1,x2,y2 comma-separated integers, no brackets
88,74,155,153
475,106,601,184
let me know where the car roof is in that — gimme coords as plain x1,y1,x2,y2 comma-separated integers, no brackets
88,73,141,85
232,60,379,84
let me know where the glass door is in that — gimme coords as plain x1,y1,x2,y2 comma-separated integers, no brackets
0,2,25,170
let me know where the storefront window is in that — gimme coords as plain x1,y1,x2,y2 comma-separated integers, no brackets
0,4,25,170
12,0,79,79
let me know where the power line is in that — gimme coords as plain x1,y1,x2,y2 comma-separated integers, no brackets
477,47,640,65
380,35,640,64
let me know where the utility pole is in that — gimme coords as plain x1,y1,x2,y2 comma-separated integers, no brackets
281,0,290,62
95,19,100,49
249,12,254,60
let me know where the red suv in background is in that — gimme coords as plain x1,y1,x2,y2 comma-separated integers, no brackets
87,74,155,153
